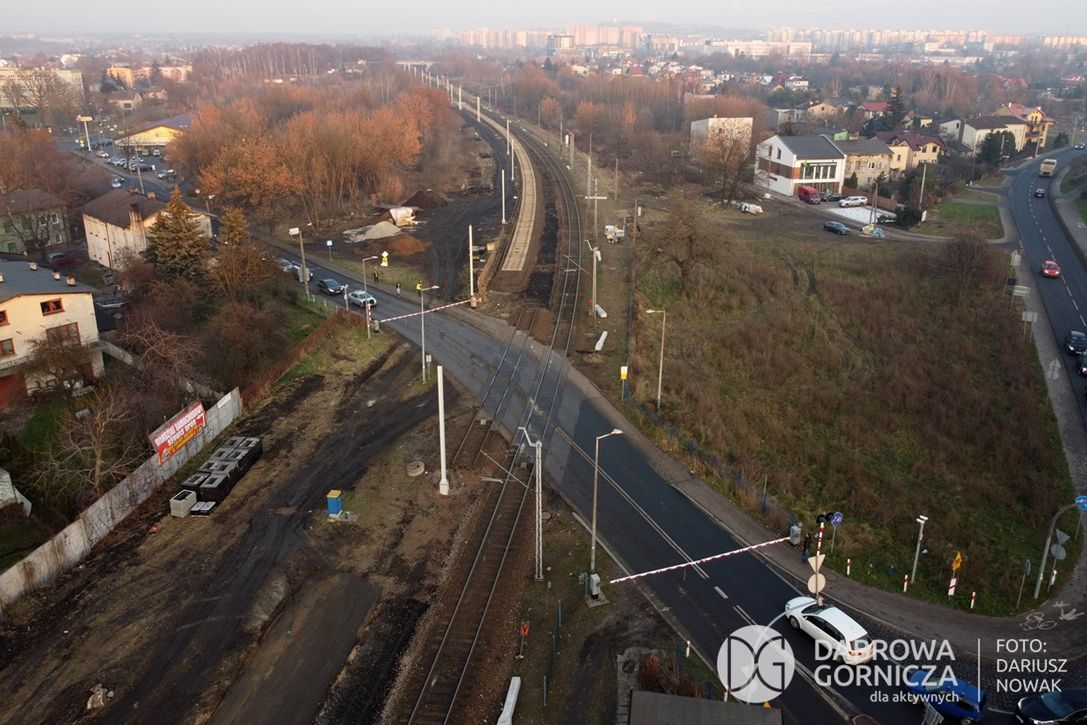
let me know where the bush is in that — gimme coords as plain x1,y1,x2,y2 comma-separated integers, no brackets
897,206,923,229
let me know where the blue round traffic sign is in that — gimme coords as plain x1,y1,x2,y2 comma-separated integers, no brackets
831,512,844,527
1077,495,1087,512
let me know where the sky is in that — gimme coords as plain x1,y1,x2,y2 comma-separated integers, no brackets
6,0,1085,37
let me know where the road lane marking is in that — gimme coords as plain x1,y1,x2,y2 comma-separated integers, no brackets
733,604,753,623
714,586,729,601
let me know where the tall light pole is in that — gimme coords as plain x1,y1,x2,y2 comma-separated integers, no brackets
289,226,310,299
910,514,928,588
585,240,601,319
360,255,378,294
590,428,623,575
518,426,544,581
467,225,476,305
418,283,439,383
437,365,449,495
1033,501,1084,599
646,309,666,409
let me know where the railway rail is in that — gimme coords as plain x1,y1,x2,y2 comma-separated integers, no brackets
401,97,586,724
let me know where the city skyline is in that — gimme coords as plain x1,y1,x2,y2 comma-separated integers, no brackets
4,0,1085,38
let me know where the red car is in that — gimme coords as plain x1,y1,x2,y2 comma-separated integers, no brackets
1042,260,1061,278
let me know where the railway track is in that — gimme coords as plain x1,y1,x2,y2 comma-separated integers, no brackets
402,97,584,725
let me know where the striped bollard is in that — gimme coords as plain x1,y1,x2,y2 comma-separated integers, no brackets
846,558,851,577
903,574,909,593
970,591,977,609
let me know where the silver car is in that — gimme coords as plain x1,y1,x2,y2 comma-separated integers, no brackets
347,290,377,308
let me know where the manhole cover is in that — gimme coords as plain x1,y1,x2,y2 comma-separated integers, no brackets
406,460,425,477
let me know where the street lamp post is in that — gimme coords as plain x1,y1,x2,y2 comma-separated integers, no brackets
585,240,601,319
910,515,928,588
590,428,623,576
646,309,666,409
418,283,439,383
518,426,545,581
1033,502,1083,599
360,255,378,294
289,226,310,299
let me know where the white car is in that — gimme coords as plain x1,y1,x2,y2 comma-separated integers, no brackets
839,195,869,208
347,290,377,308
784,596,874,665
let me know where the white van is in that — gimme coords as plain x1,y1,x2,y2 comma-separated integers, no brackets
839,195,869,208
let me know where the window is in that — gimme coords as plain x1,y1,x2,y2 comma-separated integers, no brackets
0,339,13,356
0,310,6,325
40,298,63,315
2,221,11,233
46,322,80,345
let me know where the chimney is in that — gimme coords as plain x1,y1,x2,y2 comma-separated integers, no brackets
66,275,76,286
129,202,142,232
28,261,37,271
53,271,61,280
0,273,4,283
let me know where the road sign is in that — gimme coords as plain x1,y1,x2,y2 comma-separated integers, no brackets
1051,544,1067,561
380,250,389,266
1055,529,1070,545
1025,559,1032,576
952,551,964,572
948,577,957,596
1022,311,1038,324
620,365,628,381
1010,251,1021,267
807,554,825,573
1076,495,1087,512
807,573,827,594
831,512,843,528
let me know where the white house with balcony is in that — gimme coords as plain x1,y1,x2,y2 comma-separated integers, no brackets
0,261,103,408
756,134,846,197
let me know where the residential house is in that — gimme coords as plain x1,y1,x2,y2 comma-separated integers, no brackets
756,134,845,197
82,190,211,270
113,111,193,155
875,131,947,175
689,116,754,156
0,68,84,111
805,99,852,122
108,92,143,112
0,190,69,254
0,260,104,408
994,103,1055,149
962,116,1027,154
936,118,963,142
767,106,808,131
859,101,890,121
830,137,893,190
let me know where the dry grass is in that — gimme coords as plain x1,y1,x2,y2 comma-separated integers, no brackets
629,203,1071,614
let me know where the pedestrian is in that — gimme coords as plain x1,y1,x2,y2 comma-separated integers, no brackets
372,270,378,283
396,282,400,295
802,533,812,563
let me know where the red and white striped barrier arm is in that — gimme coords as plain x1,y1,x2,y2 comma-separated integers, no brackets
610,537,789,584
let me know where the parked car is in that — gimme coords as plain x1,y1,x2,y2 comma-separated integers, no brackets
823,220,850,235
317,278,344,295
347,290,377,308
1042,260,1062,278
151,148,161,157
95,150,110,158
276,258,297,273
110,177,124,188
1065,330,1087,355
1016,688,1087,724
839,195,869,208
1034,188,1047,198
797,185,822,204
824,192,845,203
46,251,76,268
1075,143,1086,150
783,596,874,664
156,169,176,179
904,669,986,724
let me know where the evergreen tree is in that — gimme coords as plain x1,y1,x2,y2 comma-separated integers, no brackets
144,187,210,281
885,86,908,130
220,206,249,246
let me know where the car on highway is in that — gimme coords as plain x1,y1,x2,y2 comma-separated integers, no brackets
1016,687,1087,724
1077,353,1087,376
1066,331,1087,355
317,278,344,295
904,669,986,724
1041,260,1062,278
783,596,874,664
347,290,377,308
1034,187,1047,198
276,258,297,273
1075,143,1086,150
823,221,850,235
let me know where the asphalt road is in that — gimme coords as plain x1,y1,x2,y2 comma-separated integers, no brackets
1011,148,1087,423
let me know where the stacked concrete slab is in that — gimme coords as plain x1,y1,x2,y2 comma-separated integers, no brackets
170,436,262,517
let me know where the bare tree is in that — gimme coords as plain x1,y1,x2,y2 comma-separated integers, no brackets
641,202,721,296
942,232,999,306
20,334,96,399
30,386,145,515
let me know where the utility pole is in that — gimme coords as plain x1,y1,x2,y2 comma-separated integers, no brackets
919,163,928,211
519,427,545,582
501,170,507,224
437,365,449,495
614,158,619,200
585,182,606,242
468,224,475,303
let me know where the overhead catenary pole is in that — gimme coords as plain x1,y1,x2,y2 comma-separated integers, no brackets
519,426,545,581
646,309,666,408
501,170,507,224
437,365,449,495
468,225,475,302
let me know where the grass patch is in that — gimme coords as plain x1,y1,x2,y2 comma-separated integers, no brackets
20,398,68,452
281,299,326,344
950,188,999,203
971,175,1004,188
278,315,390,387
628,209,1070,616
1060,158,1087,193
1077,196,1087,227
925,200,1003,239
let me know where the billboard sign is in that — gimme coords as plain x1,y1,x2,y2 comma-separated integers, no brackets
150,401,206,463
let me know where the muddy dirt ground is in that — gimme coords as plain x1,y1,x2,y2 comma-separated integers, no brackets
0,324,479,725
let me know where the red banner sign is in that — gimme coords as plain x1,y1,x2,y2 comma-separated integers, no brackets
150,401,206,463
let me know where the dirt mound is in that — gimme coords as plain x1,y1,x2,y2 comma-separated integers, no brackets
403,190,448,209
383,235,426,256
